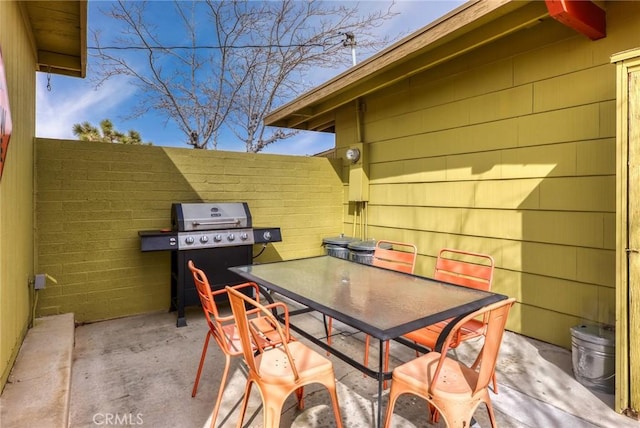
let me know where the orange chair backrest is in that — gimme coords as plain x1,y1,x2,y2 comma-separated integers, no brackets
188,260,233,353
433,248,494,291
474,298,515,393
188,260,222,318
432,297,515,394
226,286,299,381
372,240,418,274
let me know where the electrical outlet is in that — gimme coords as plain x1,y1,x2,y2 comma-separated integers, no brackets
34,274,46,290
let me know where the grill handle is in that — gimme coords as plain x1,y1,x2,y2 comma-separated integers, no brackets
192,219,241,227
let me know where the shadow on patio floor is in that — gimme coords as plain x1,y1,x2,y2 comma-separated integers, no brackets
67,302,637,428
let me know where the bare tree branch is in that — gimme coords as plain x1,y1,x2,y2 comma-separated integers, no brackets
90,0,399,151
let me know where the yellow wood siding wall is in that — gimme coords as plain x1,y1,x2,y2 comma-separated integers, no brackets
0,2,38,388
336,2,640,348
34,139,343,322
613,47,640,415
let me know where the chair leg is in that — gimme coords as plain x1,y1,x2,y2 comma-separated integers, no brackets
471,352,499,394
236,379,254,428
382,383,400,428
430,403,440,423
325,380,343,428
295,386,305,410
363,335,371,377
262,386,290,428
326,317,333,356
364,335,370,365
192,331,212,397
485,397,498,428
430,399,476,428
209,353,231,428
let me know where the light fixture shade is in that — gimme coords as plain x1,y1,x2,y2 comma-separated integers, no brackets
346,148,361,163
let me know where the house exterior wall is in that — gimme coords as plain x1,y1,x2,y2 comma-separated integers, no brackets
34,139,343,322
336,1,640,349
0,2,38,388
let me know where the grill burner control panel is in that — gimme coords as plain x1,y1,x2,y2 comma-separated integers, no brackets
177,228,255,250
138,227,281,252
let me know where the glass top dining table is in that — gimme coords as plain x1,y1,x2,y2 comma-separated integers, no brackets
230,255,508,427
231,255,505,341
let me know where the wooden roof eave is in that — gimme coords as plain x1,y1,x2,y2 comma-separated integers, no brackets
265,0,549,131
19,0,88,78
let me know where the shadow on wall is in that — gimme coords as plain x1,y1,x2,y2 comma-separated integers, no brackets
34,140,344,323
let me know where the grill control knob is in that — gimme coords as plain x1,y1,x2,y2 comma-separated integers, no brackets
200,235,209,243
263,231,272,241
227,234,235,241
213,234,222,242
185,236,195,245
240,232,249,241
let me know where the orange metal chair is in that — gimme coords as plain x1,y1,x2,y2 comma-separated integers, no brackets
371,240,418,274
188,260,286,428
402,248,498,392
383,297,516,428
226,286,344,428
361,240,418,387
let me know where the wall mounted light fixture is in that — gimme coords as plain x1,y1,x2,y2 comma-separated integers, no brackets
345,147,361,163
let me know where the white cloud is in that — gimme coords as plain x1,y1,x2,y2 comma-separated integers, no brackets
35,1,465,154
36,74,133,139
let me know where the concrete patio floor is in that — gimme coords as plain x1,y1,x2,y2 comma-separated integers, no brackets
62,297,639,428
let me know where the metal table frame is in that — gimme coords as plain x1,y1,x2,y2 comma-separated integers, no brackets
230,255,507,427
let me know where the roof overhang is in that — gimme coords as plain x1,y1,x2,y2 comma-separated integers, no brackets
19,1,87,78
545,0,606,40
265,0,553,132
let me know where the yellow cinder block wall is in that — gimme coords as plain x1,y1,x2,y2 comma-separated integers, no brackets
0,2,38,390
335,1,640,348
34,139,344,322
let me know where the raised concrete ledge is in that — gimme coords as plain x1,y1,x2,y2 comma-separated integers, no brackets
0,313,75,428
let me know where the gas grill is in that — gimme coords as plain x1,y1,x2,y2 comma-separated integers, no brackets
139,202,281,326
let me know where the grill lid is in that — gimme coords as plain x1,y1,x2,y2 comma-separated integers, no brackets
172,202,252,231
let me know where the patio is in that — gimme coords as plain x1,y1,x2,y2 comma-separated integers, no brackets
2,296,637,428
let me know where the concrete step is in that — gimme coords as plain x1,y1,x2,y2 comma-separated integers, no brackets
0,313,75,428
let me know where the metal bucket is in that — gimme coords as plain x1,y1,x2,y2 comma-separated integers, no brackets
322,235,357,260
348,239,376,265
348,239,391,265
325,245,350,260
570,324,615,394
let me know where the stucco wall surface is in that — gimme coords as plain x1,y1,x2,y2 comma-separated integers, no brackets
34,139,343,322
0,2,37,390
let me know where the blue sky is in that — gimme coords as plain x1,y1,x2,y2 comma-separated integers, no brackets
36,1,465,156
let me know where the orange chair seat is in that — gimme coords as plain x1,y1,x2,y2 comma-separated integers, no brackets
393,351,480,397
255,341,335,384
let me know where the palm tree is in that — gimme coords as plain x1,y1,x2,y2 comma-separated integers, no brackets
72,119,152,145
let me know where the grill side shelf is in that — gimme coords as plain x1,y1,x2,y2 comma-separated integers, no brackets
253,227,282,244
139,230,177,252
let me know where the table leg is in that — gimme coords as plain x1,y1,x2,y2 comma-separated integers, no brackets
377,338,384,427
